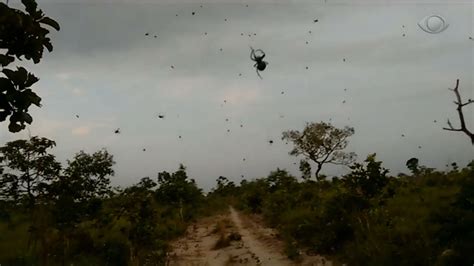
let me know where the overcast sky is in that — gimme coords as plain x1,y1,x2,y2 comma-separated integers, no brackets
1,0,473,190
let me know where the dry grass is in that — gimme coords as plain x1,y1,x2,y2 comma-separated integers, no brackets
211,218,242,250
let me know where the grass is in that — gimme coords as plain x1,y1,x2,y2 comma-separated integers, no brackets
211,218,242,250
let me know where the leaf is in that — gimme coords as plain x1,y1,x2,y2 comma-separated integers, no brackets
8,122,23,133
39,16,60,31
43,41,53,52
2,67,28,86
0,111,9,122
21,112,33,124
21,0,38,16
25,73,39,87
22,89,42,107
0,55,14,67
0,77,14,93
2,69,16,82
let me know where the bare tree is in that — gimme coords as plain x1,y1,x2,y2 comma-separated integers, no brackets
282,121,356,180
443,79,474,145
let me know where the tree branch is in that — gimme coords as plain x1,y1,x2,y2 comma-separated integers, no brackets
461,99,474,107
443,79,474,145
320,138,345,165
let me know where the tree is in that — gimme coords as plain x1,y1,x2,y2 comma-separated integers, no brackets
60,149,115,201
0,136,61,207
155,164,203,221
443,79,474,144
266,169,298,192
0,0,60,132
299,160,312,181
112,177,161,265
46,149,115,264
211,176,236,197
342,153,389,198
282,121,356,180
406,157,420,175
48,149,115,229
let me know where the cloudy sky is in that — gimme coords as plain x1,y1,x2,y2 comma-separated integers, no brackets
1,0,473,190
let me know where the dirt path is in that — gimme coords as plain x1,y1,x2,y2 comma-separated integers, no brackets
228,206,289,265
167,207,330,266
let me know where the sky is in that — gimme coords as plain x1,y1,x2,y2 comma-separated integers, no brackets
1,0,473,190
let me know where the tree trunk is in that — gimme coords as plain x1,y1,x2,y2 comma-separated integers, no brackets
179,198,184,222
315,163,323,181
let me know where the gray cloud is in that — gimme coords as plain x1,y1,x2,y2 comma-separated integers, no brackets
1,1,473,190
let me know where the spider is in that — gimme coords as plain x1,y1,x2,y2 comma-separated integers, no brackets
114,128,120,134
250,46,268,79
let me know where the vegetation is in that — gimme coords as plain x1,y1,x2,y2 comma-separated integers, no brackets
0,136,206,265
231,156,473,266
282,122,356,181
0,2,472,265
208,122,474,266
0,123,472,265
0,0,59,132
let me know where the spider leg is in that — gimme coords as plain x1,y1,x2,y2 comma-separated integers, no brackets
256,68,262,79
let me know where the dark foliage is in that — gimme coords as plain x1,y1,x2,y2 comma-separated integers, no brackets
0,0,59,132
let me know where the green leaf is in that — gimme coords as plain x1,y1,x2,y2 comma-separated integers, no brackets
39,16,60,31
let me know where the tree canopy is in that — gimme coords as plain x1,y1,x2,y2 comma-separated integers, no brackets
282,121,356,180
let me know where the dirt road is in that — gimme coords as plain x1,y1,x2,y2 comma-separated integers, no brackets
167,207,330,266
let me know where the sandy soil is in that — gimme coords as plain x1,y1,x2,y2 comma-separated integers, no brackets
166,207,331,266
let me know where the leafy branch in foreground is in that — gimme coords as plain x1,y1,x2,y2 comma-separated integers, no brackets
0,0,60,132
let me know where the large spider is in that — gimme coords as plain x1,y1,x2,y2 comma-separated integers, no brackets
250,46,267,79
